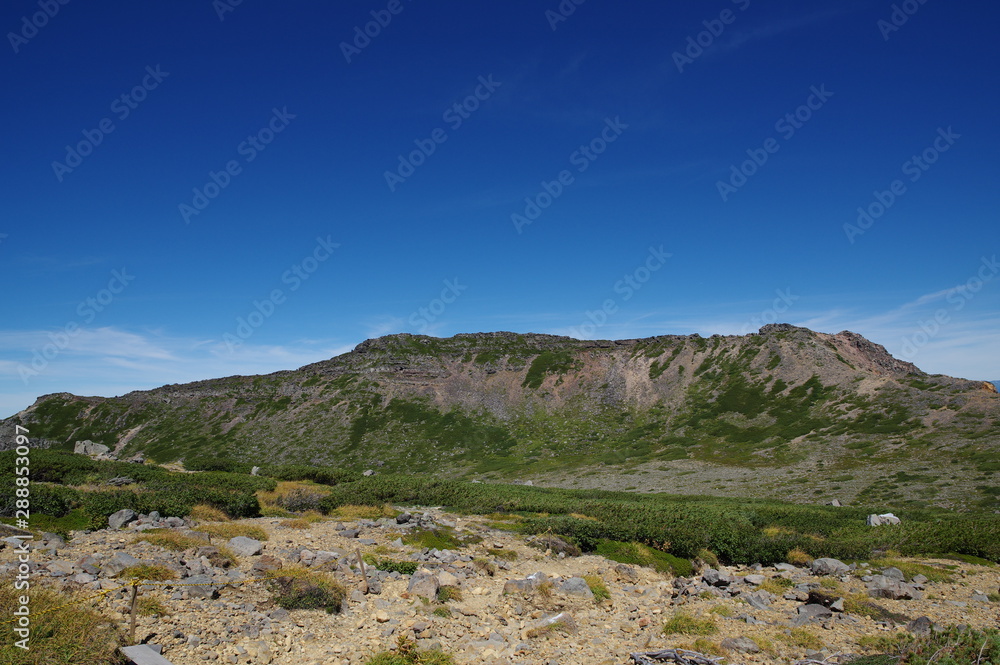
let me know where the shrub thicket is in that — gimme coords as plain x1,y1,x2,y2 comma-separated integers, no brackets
319,475,1000,565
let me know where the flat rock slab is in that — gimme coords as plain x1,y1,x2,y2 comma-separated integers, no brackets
228,536,263,557
121,644,174,665
810,558,849,576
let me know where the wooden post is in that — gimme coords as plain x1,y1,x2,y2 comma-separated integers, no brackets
128,582,139,645
355,548,369,594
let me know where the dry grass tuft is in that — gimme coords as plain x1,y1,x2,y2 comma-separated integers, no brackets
196,523,268,541
189,504,230,522
0,579,124,664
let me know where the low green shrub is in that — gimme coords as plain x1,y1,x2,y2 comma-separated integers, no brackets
264,566,346,614
362,555,418,576
596,540,692,576
662,612,717,636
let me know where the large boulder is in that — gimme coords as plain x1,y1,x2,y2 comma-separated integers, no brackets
742,591,774,611
228,536,263,557
906,616,935,636
558,577,594,599
867,575,922,600
810,558,849,576
102,552,139,577
183,574,218,599
251,555,283,574
526,612,577,638
702,568,734,587
74,440,110,457
881,567,905,581
108,509,138,530
503,572,549,595
867,513,901,526
407,569,439,599
721,637,761,653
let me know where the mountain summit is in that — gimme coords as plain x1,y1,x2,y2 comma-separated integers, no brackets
4,325,998,509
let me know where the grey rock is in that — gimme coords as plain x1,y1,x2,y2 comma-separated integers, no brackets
527,612,576,637
407,569,439,599
615,564,639,582
907,616,934,636
41,532,65,550
558,577,594,599
911,573,929,585
227,536,263,557
826,499,842,507
395,512,412,524
798,603,833,619
250,466,260,476
702,568,733,587
867,575,921,600
269,608,290,621
830,598,845,612
743,591,773,611
108,509,138,530
810,558,849,576
867,512,901,526
504,572,549,595
881,567,905,581
251,555,283,574
46,560,76,577
106,476,135,487
720,637,760,653
184,574,217,599
77,555,101,575
102,552,139,576
774,563,799,572
74,440,110,456
972,593,990,602
312,550,342,567
743,574,766,586
362,469,375,477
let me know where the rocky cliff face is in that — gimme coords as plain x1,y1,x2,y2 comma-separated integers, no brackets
3,326,998,508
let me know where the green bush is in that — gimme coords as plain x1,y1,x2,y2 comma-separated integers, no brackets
853,626,1000,665
363,555,418,576
183,456,251,474
662,612,718,636
596,540,692,576
314,475,1000,565
266,567,346,614
260,464,359,486
0,484,79,519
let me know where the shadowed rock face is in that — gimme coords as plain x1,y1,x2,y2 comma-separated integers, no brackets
2,326,998,507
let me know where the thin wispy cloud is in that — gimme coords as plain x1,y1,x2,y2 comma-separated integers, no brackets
0,327,354,418
715,9,849,56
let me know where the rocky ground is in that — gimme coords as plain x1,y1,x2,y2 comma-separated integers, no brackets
2,509,998,665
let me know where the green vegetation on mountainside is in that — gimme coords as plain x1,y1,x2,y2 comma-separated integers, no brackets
6,329,998,510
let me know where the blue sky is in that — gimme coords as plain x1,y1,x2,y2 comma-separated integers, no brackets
2,0,999,417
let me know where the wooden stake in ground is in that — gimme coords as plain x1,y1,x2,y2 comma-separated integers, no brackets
128,582,139,645
355,548,369,594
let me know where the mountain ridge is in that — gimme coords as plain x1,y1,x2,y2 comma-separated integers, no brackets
4,325,998,510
